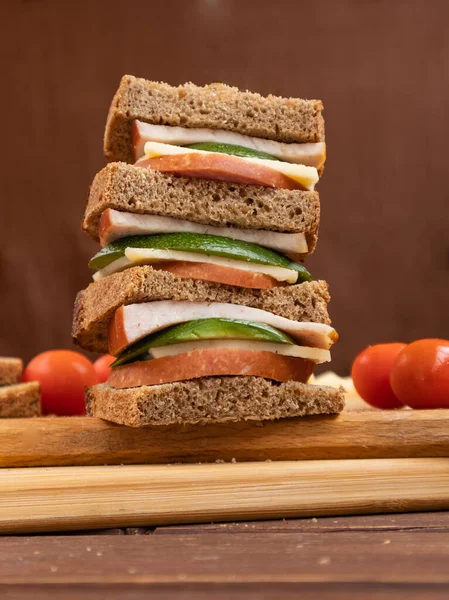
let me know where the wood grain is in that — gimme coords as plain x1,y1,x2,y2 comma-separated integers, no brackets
14,512,449,536
155,512,449,534
25,512,449,537
0,410,448,467
0,459,448,534
1,583,448,600
2,513,449,598
1,529,449,584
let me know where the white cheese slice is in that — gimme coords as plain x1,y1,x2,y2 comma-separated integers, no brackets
134,120,326,168
93,256,133,281
119,301,338,350
93,248,299,283
142,141,318,191
100,209,308,256
150,339,331,363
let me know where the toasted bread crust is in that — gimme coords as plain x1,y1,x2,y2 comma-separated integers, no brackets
0,357,23,385
104,75,325,163
86,377,344,427
84,163,320,255
72,267,331,354
0,381,41,417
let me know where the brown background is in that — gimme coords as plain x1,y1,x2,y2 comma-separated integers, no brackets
0,0,448,374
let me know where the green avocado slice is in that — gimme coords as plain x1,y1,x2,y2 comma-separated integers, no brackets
184,142,279,161
111,318,295,367
88,233,311,283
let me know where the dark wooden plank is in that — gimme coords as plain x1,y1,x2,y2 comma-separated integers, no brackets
1,582,449,600
1,411,449,468
0,531,449,584
154,512,449,534
16,528,127,537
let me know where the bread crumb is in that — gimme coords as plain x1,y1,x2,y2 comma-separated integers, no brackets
318,556,331,565
383,539,391,545
96,551,103,556
312,518,318,523
50,565,58,572
127,567,137,574
231,458,237,463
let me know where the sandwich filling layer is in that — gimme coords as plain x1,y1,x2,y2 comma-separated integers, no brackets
108,348,316,388
99,209,308,256
133,121,326,168
135,142,318,191
146,340,330,361
89,232,312,287
110,317,331,366
108,301,338,355
94,248,300,284
107,315,333,389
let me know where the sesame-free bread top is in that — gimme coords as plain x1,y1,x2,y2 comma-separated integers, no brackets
0,357,23,385
84,163,320,254
86,377,344,427
72,267,331,354
0,381,41,418
104,75,325,163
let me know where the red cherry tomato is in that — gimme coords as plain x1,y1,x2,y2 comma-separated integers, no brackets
23,350,99,416
93,354,115,383
390,339,449,409
351,343,406,409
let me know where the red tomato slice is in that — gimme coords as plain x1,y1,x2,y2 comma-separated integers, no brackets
135,152,306,190
108,348,315,388
390,339,449,408
150,261,282,289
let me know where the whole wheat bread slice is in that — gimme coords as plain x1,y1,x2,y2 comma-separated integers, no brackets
86,377,344,427
0,357,23,385
84,162,320,255
104,75,325,163
72,267,331,354
0,381,41,417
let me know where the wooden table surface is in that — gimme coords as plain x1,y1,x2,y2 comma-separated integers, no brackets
1,512,448,598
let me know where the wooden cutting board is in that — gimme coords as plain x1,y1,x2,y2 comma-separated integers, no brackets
0,410,447,467
0,458,448,534
0,411,448,533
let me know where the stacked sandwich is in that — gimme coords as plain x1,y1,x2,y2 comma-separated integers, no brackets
0,357,40,417
72,75,344,427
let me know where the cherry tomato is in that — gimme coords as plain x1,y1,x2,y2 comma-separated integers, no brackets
93,354,115,383
351,343,406,409
390,339,449,409
23,350,99,416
